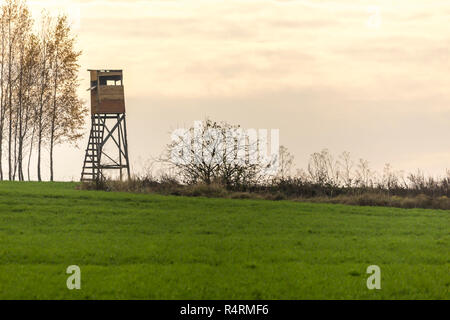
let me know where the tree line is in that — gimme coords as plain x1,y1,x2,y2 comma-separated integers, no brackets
0,0,85,182
286,148,450,198
157,119,450,198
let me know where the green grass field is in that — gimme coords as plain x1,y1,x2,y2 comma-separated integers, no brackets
0,182,448,300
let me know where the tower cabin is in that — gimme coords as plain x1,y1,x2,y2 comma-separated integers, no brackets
88,69,125,114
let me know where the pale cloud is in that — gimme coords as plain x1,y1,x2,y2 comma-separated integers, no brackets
66,0,450,101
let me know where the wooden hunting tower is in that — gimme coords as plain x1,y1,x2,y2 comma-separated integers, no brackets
81,69,130,181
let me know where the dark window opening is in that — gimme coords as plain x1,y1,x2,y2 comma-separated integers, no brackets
99,75,122,86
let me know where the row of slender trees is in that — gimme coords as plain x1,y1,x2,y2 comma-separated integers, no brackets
0,0,86,182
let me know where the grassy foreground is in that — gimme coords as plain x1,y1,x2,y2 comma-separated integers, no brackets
0,182,448,300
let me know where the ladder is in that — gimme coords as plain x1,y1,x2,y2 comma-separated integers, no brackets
81,115,105,182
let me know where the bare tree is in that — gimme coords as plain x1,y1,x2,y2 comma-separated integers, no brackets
47,14,84,181
161,119,276,187
278,145,294,180
14,5,32,180
0,9,7,180
308,149,340,187
355,158,373,188
339,151,353,188
36,12,52,181
17,33,38,180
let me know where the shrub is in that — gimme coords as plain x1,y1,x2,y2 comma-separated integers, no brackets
77,178,450,210
184,183,228,198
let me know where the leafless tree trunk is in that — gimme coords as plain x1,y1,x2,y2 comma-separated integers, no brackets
36,14,51,182
339,151,353,188
48,15,84,182
0,13,6,180
7,4,13,180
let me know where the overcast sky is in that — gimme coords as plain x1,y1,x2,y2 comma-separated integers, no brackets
27,0,450,181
